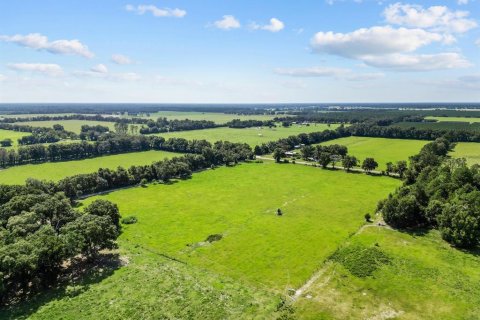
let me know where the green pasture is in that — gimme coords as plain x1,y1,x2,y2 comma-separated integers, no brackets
156,124,341,146
319,136,428,170
295,227,480,319
0,150,179,184
425,116,480,123
83,162,399,290
393,121,480,131
451,142,480,166
134,111,281,124
0,129,31,149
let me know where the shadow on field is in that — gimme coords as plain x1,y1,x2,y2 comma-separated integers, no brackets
0,252,124,320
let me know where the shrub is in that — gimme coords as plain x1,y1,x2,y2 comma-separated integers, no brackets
121,216,138,224
331,244,391,277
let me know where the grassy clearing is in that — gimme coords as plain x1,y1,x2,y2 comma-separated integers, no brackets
0,243,281,320
394,121,480,131
83,162,399,290
134,111,281,124
319,136,428,170
156,124,341,146
295,227,480,320
451,142,480,165
425,116,480,123
0,150,179,185
0,129,31,149
12,120,120,133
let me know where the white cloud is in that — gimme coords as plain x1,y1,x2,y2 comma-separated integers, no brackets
311,26,445,57
213,15,241,30
251,18,285,32
0,74,6,81
125,4,186,18
275,66,384,81
310,26,470,71
384,3,477,34
476,38,480,46
111,54,133,65
361,53,471,71
7,63,64,77
90,64,108,73
457,0,469,5
0,33,94,58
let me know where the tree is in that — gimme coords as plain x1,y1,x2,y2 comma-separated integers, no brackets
84,199,121,230
317,152,331,169
0,139,12,147
52,124,64,131
114,122,129,134
273,148,285,163
364,213,371,222
386,162,394,176
342,155,358,172
362,158,378,173
300,145,315,160
395,161,408,178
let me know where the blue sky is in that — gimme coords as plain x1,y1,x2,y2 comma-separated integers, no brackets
0,0,479,103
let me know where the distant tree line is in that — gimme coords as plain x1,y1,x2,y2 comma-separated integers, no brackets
378,138,480,249
0,123,77,145
225,119,276,128
139,118,219,134
0,181,121,302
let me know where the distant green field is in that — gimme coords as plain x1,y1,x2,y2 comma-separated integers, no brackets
451,142,480,166
296,227,480,319
0,129,30,148
0,113,77,119
135,111,281,124
394,121,480,131
83,162,399,289
319,136,428,170
0,150,179,184
426,116,480,123
13,120,121,133
156,124,341,146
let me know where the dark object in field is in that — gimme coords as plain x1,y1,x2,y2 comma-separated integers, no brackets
277,208,283,216
364,213,371,222
205,234,223,243
121,216,138,224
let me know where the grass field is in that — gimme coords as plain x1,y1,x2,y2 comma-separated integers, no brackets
82,162,399,289
425,116,480,123
134,111,281,124
393,121,480,131
0,129,31,149
319,136,428,170
156,124,341,146
0,150,180,184
12,120,121,133
451,142,480,166
295,227,480,319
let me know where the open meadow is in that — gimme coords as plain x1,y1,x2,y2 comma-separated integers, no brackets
135,111,281,124
12,120,121,133
451,142,480,165
319,136,428,170
425,116,480,123
295,227,480,319
0,150,180,184
156,124,341,146
0,129,30,148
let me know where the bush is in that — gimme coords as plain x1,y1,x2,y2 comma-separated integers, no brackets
121,216,138,224
331,244,391,277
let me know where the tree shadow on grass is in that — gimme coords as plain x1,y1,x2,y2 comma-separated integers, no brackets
0,252,124,320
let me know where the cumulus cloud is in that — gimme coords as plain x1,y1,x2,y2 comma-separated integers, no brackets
310,26,470,71
7,63,64,77
90,64,108,73
111,54,133,65
125,4,186,18
457,0,469,4
275,66,384,81
0,33,94,58
213,15,241,30
251,18,285,32
384,3,477,34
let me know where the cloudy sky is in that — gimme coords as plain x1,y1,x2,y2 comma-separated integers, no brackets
0,0,479,103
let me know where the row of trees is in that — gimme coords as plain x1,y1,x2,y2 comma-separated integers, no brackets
0,183,121,301
139,118,219,134
225,119,276,128
0,123,77,145
0,135,216,168
379,138,480,248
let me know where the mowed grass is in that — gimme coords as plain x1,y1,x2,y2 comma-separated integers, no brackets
426,116,480,123
12,120,120,133
156,124,342,146
84,162,400,290
135,111,281,124
0,129,30,148
320,136,428,170
295,227,480,319
451,142,480,165
0,150,180,184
